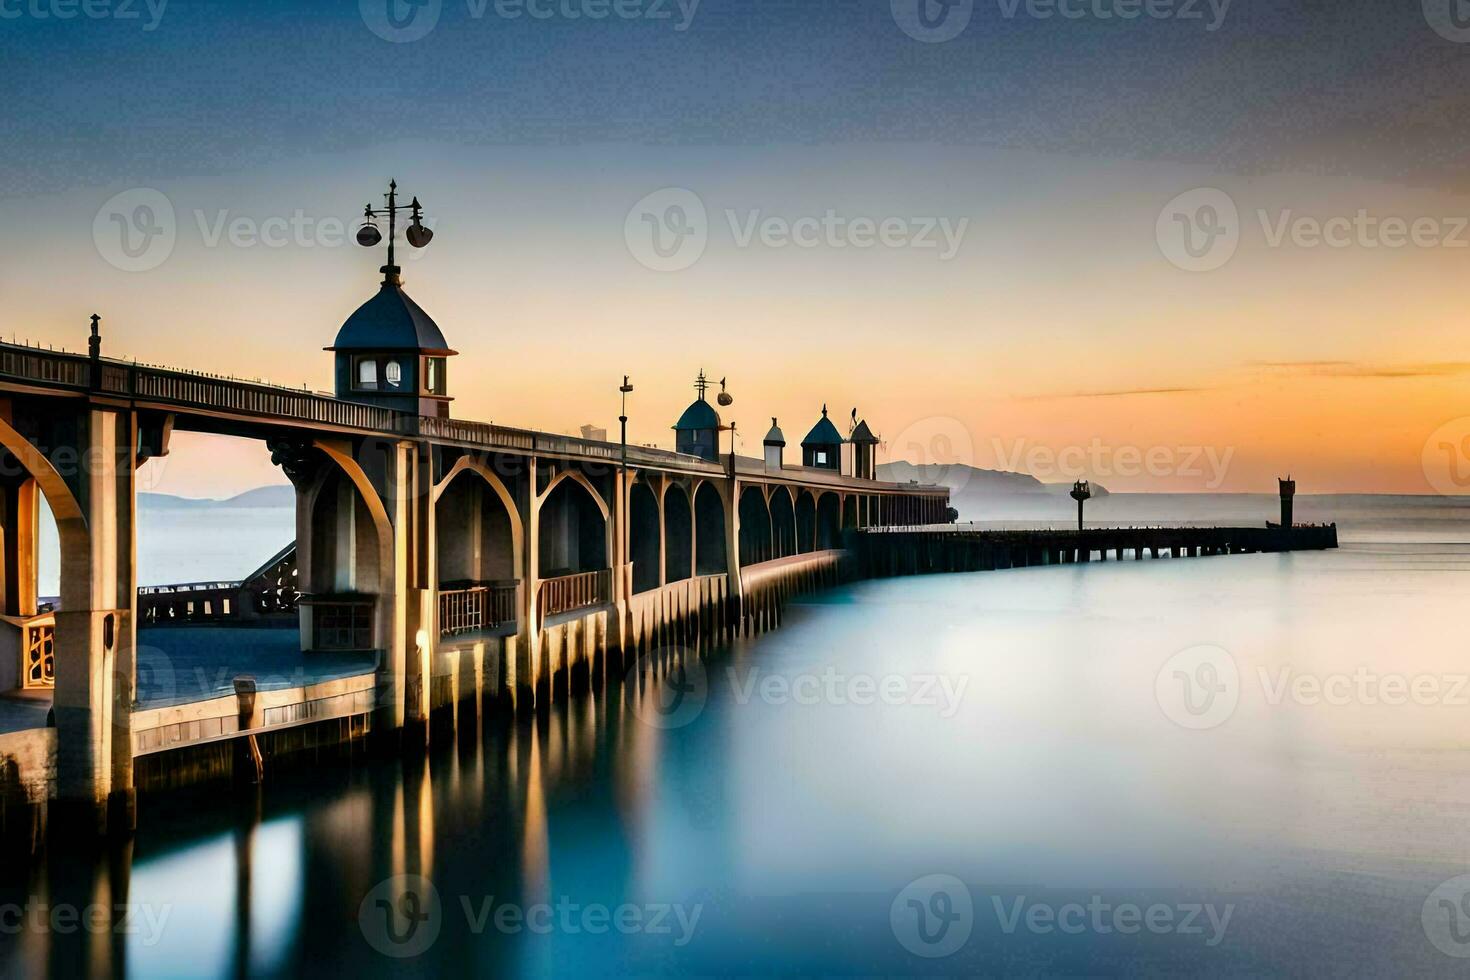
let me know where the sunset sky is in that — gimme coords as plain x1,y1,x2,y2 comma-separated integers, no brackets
3,0,1469,496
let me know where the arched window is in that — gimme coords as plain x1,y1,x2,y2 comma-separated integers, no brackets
357,358,378,389
384,360,403,387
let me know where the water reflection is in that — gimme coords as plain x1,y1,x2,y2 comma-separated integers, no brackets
10,546,1470,974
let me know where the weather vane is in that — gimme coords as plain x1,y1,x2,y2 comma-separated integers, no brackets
356,179,433,284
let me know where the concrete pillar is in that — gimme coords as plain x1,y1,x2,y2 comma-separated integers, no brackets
516,457,542,712
53,408,136,833
0,477,38,617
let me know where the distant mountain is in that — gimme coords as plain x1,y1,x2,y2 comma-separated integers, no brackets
140,485,294,510
877,462,1109,497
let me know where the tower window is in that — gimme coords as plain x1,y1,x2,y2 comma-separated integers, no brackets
385,360,403,387
356,358,378,390
425,357,446,395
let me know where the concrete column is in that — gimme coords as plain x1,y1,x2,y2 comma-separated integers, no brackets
516,457,541,712
377,441,413,734
0,477,38,617
53,408,136,833
406,442,433,728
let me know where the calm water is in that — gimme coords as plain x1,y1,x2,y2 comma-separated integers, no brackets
9,498,1470,975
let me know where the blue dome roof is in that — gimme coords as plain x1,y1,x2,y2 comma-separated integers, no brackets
675,398,721,431
328,281,455,354
801,409,844,448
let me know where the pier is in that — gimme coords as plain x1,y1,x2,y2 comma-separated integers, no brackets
0,185,1335,856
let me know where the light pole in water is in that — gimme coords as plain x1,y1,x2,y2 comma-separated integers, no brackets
1071,479,1091,531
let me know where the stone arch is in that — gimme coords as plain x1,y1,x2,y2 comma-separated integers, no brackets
694,481,727,576
738,484,772,567
663,482,693,584
795,489,817,554
769,485,796,559
433,456,524,572
538,472,608,575
629,477,661,594
0,418,88,609
304,440,392,598
816,492,842,550
433,460,521,587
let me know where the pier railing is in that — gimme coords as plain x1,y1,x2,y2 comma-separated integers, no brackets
538,570,610,620
439,581,520,637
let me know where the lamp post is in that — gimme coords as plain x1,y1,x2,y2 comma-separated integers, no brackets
619,376,634,587
356,179,433,284
1070,479,1091,531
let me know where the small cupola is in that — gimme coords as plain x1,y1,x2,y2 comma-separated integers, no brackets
327,180,455,418
849,415,879,480
673,371,722,461
801,405,844,470
764,417,785,470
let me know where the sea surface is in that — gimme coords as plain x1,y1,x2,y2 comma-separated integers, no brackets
9,494,1470,975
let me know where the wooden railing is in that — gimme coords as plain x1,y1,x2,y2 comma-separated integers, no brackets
439,581,519,637
538,570,611,620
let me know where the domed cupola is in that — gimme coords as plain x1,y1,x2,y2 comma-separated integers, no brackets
327,180,456,418
801,405,844,470
673,371,723,461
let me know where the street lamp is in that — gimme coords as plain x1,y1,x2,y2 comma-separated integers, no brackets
619,376,634,587
1070,479,1091,531
357,179,432,283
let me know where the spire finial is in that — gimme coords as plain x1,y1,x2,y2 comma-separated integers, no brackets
88,314,101,360
821,403,828,417
695,370,709,401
